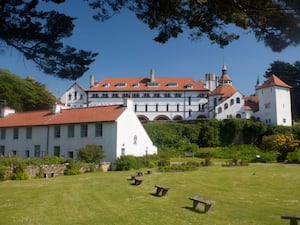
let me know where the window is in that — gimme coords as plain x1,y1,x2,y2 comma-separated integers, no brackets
102,93,108,98
156,104,159,112
236,97,240,104
122,93,130,98
115,82,127,87
25,150,30,158
121,148,125,155
80,94,83,100
188,96,191,106
0,146,5,155
153,93,160,98
230,99,234,105
177,104,180,112
92,93,99,98
112,93,119,98
164,93,171,98
198,104,204,112
214,98,217,107
185,84,193,89
12,150,17,155
34,145,40,158
167,82,178,87
147,82,160,87
95,123,103,137
54,126,60,138
236,114,241,118
224,103,228,110
68,151,74,159
265,103,271,109
26,127,32,139
0,128,6,140
68,125,75,138
13,128,18,139
189,109,192,117
175,93,181,98
143,93,150,98
166,104,169,112
283,118,286,123
81,124,88,137
134,104,137,112
218,107,222,113
54,146,60,157
74,91,77,100
68,94,72,100
145,104,148,112
132,93,140,98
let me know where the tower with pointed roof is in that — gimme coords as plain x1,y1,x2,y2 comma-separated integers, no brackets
255,74,292,126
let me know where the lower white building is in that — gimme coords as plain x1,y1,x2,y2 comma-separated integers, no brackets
0,99,157,162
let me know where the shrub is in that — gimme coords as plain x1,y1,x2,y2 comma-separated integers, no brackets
77,144,106,163
64,159,82,175
0,165,7,181
286,150,300,163
115,155,141,171
10,172,29,180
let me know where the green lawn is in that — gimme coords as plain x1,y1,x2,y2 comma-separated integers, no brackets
0,163,299,225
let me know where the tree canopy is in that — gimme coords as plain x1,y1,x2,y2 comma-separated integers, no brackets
0,69,56,111
1,0,300,80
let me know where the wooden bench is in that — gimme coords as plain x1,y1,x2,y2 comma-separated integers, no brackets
128,174,136,180
133,177,143,185
146,170,152,175
189,196,214,213
282,214,300,225
155,185,169,196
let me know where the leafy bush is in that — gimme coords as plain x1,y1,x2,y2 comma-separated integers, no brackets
158,161,201,172
64,159,82,175
287,150,300,163
115,155,141,171
0,165,7,181
10,172,29,180
77,144,105,163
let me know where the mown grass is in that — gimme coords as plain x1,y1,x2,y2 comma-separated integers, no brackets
0,163,299,225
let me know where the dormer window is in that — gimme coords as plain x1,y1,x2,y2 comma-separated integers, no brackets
133,82,140,87
103,83,110,88
147,82,160,87
185,84,193,89
167,82,178,87
115,82,127,88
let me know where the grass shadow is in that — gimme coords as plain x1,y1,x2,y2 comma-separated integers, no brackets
182,206,206,214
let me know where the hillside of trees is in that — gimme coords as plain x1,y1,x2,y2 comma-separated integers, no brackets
0,69,56,111
143,119,300,162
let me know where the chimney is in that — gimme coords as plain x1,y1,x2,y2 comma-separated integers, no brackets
90,74,95,87
123,98,133,109
52,103,64,114
150,69,155,82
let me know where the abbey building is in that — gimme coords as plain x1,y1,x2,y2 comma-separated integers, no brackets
60,65,292,126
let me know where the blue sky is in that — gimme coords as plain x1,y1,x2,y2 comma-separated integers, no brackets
0,1,300,98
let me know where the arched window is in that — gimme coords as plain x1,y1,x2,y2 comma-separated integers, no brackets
236,114,241,118
236,97,240,103
218,107,222,113
230,99,234,105
224,103,228,110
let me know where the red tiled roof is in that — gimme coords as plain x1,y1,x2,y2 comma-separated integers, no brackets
244,95,259,112
257,75,292,90
88,77,208,92
209,84,237,97
219,73,232,82
0,105,125,128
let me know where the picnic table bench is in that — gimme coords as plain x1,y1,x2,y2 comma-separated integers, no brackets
281,214,300,225
137,171,144,176
155,185,169,196
133,177,143,185
189,196,214,213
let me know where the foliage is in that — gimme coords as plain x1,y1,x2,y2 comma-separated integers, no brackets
241,120,267,145
261,134,299,161
158,161,201,172
115,155,141,171
41,156,66,165
2,1,300,79
0,69,56,111
286,150,300,163
89,0,300,52
220,119,243,145
77,144,105,163
64,159,83,175
197,119,220,147
264,60,300,119
0,1,97,79
0,165,7,181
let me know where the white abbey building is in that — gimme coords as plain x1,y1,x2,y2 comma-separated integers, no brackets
0,99,157,161
60,66,292,126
